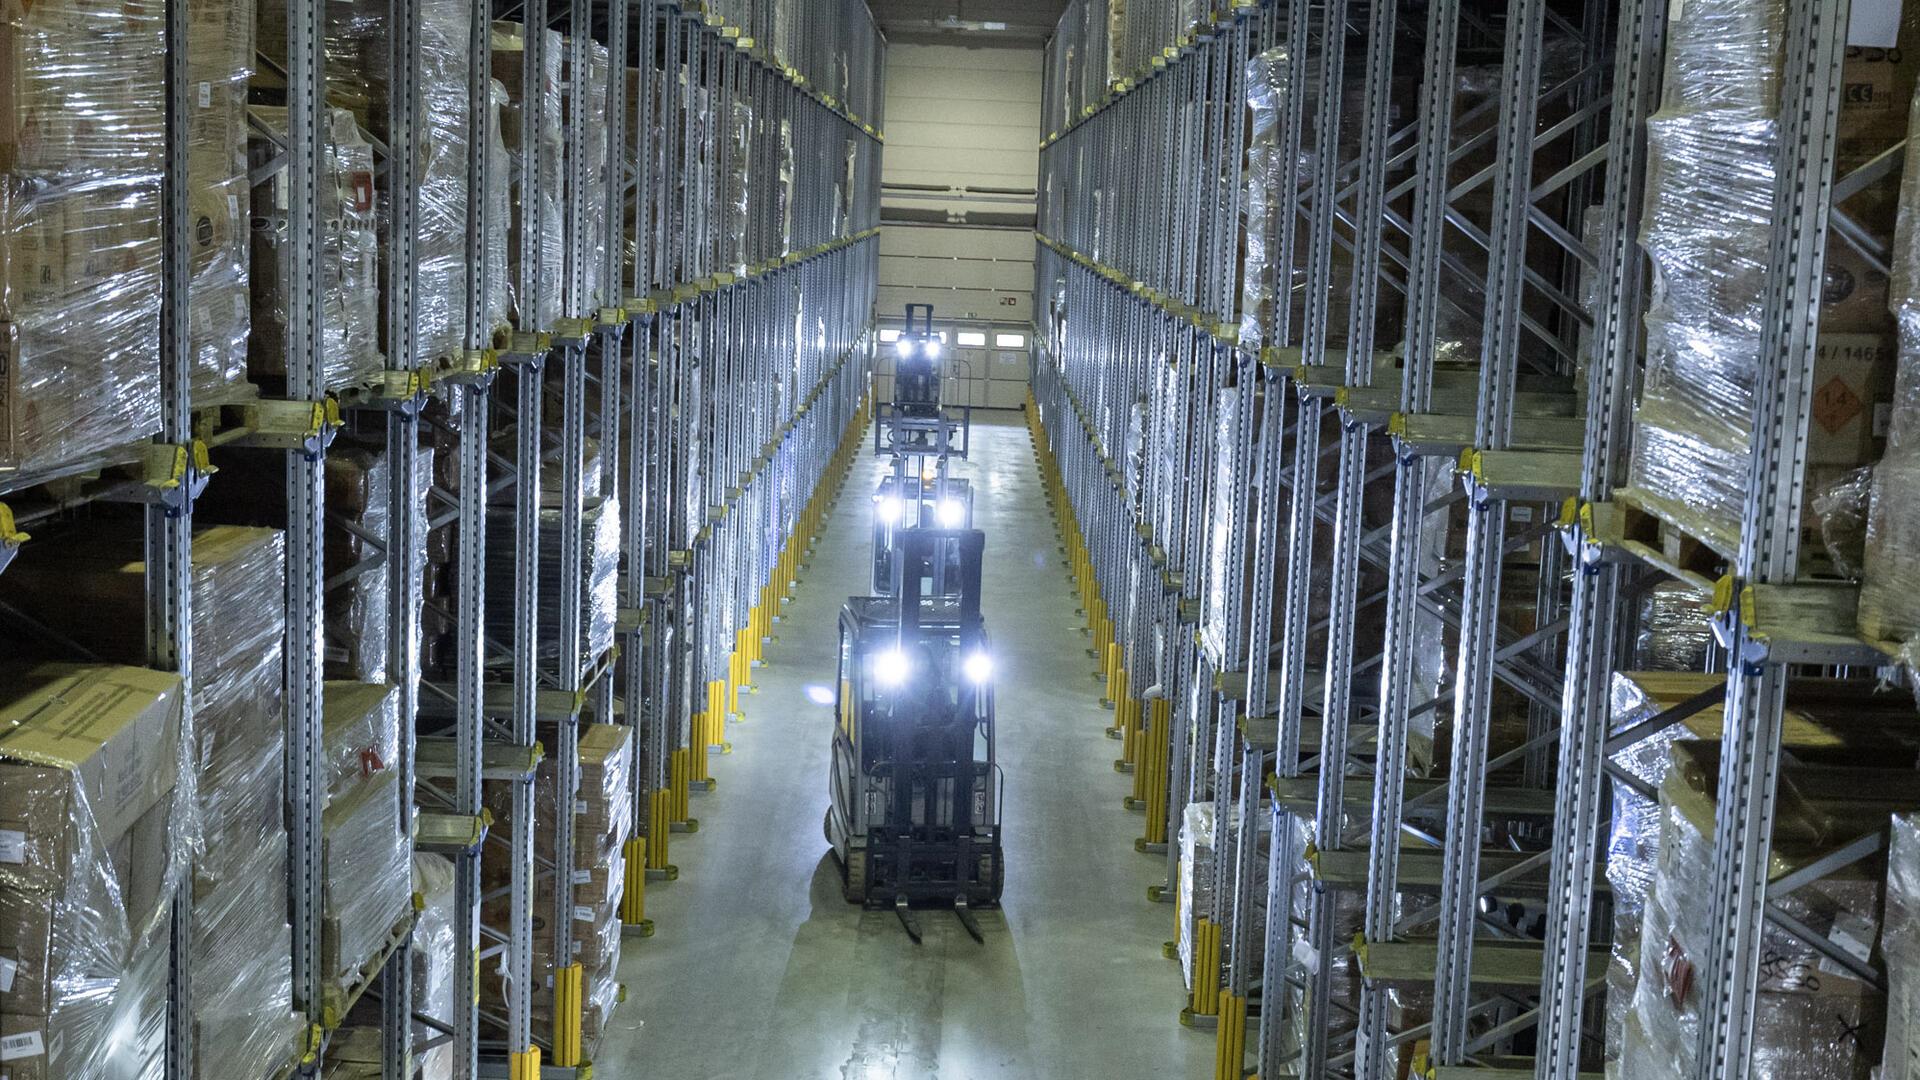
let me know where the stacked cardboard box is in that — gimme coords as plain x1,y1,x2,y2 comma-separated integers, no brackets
323,442,434,681
1887,815,1920,1074
480,723,632,1052
411,854,459,1080
1859,96,1920,649
493,22,566,332
563,38,614,309
0,524,302,1079
320,682,413,1003
247,105,384,390
1617,741,1903,1079
484,496,621,677
0,0,164,477
0,664,183,1080
186,0,252,403
1625,0,1919,560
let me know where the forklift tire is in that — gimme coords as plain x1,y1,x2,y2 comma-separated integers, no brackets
843,851,869,905
822,807,833,847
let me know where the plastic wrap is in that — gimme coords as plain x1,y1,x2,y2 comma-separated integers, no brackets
248,106,383,389
565,39,613,310
0,0,164,478
1887,814,1920,1076
1633,581,1713,671
1238,46,1292,349
322,442,433,682
0,528,295,1078
1617,746,1884,1080
494,23,565,331
575,723,634,861
191,843,299,1080
323,681,402,803
410,854,458,1080
1176,802,1215,990
1627,0,1913,558
484,495,621,673
0,664,186,1080
186,0,253,402
321,768,413,1000
1860,93,1920,650
719,83,752,277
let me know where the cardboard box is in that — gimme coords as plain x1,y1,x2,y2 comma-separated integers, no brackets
1808,333,1898,466
0,666,182,1018
320,770,412,986
0,665,184,863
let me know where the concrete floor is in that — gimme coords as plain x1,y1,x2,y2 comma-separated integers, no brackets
602,412,1212,1080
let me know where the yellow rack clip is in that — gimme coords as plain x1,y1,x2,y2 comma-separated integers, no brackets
0,503,26,548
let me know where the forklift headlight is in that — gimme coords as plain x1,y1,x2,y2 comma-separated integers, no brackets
876,648,910,686
895,339,913,358
963,651,993,684
936,498,965,528
924,341,941,360
876,497,901,524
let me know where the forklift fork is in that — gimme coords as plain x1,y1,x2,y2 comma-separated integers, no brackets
895,895,923,944
953,896,985,944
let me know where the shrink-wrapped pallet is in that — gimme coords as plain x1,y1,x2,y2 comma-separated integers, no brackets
320,682,411,1003
1176,801,1215,991
1626,0,1915,558
186,0,253,402
0,0,163,478
323,443,434,682
263,0,510,360
0,664,186,1080
411,854,459,1080
1887,814,1920,1075
494,22,565,331
1633,581,1713,671
1860,95,1920,654
248,105,384,389
1238,46,1294,350
565,38,614,309
484,495,621,674
1617,742,1886,1079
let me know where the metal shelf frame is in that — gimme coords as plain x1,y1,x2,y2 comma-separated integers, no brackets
1,2,879,1080
1035,1,1916,1078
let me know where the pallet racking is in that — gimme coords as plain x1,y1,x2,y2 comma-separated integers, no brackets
1032,1,1917,1078
0,1,880,1078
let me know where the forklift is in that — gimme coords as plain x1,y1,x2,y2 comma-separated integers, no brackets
871,302,973,597
825,527,1004,942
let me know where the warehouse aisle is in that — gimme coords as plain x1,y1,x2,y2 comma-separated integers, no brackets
603,412,1211,1079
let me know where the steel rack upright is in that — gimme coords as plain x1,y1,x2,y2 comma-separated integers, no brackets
617,0,885,959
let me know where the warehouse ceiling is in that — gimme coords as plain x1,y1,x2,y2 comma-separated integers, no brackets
867,0,1070,46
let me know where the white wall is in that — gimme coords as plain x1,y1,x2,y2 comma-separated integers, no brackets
877,42,1040,409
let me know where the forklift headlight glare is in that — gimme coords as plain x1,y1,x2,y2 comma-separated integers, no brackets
895,339,912,358
964,652,993,684
876,497,901,524
937,498,965,527
924,341,941,360
876,648,910,686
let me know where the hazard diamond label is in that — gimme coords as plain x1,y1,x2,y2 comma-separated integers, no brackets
1813,376,1864,434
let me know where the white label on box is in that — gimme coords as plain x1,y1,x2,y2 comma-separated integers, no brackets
572,869,593,885
574,799,588,814
0,1032,42,1062
197,81,211,108
0,831,23,864
1851,0,1903,47
573,905,594,923
1511,505,1534,523
0,955,15,992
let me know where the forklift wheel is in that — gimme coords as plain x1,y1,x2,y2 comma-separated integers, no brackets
822,807,833,846
843,851,869,904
